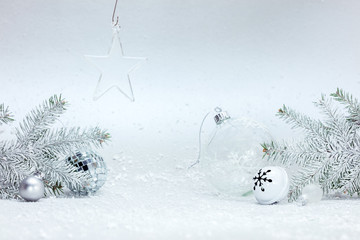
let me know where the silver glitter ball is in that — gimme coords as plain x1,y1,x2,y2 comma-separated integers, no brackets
67,151,107,194
19,176,45,201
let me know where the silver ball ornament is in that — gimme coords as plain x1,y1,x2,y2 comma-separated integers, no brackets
67,151,107,194
19,176,45,202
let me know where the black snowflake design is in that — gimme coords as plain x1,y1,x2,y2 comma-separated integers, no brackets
253,169,272,192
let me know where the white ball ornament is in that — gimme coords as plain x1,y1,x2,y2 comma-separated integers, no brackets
252,166,289,205
19,175,45,202
298,184,323,205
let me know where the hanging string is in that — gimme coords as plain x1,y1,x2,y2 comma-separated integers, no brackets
112,0,120,28
188,107,223,169
188,112,211,169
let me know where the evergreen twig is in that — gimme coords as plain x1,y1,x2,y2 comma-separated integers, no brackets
0,103,14,125
263,89,360,201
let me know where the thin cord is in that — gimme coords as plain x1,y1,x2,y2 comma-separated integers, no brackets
188,112,211,169
112,0,120,27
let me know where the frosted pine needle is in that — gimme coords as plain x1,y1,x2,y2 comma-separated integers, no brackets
263,88,360,201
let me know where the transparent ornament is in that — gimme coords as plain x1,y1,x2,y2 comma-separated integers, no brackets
298,184,323,206
199,108,272,196
85,28,146,102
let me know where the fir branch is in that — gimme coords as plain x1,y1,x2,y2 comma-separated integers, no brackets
314,95,357,143
264,89,360,201
35,127,111,156
339,150,360,195
34,152,90,194
263,140,325,167
44,181,64,196
0,94,110,199
277,105,329,142
16,95,66,144
0,144,35,187
324,151,360,192
0,104,14,125
331,88,360,124
0,186,20,199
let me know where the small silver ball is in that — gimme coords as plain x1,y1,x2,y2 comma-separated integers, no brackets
19,176,45,201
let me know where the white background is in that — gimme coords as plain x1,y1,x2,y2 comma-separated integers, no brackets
1,1,360,239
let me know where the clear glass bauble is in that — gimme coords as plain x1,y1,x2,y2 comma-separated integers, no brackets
298,184,323,205
201,117,272,196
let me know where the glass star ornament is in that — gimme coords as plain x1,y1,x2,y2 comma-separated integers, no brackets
86,28,146,101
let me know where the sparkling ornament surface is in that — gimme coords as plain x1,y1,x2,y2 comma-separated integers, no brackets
201,116,272,196
299,184,323,206
19,176,45,202
252,166,289,205
67,151,107,194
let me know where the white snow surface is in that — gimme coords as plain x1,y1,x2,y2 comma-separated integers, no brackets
2,157,360,240
1,0,360,239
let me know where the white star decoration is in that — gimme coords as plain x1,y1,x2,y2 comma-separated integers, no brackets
86,29,146,101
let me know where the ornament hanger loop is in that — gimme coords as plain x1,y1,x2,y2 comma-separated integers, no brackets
214,107,222,113
112,0,120,28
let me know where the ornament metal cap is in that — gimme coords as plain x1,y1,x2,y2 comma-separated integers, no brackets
33,171,44,180
214,111,231,125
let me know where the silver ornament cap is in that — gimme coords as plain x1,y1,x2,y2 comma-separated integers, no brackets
19,176,45,202
213,107,231,125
